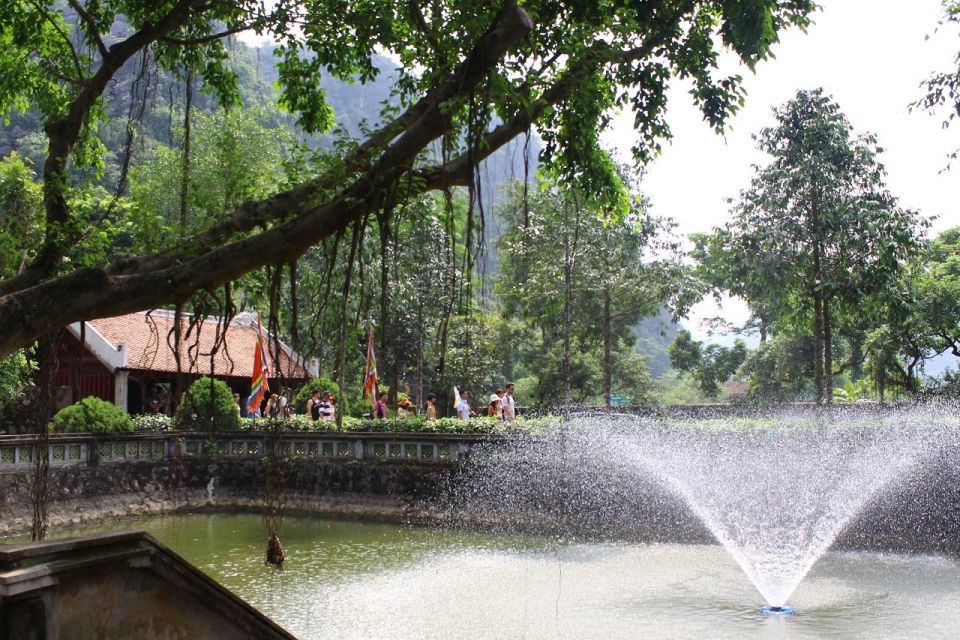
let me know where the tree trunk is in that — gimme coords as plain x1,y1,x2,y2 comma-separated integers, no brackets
812,291,824,405
812,241,824,405
603,287,612,409
562,229,573,414
389,217,401,400
287,262,299,350
179,67,192,231
378,213,391,401
904,359,920,400
31,332,59,541
415,297,425,409
73,321,85,403
849,334,864,381
823,294,833,405
335,224,361,429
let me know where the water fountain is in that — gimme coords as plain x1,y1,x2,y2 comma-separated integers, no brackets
18,407,957,638
447,407,957,615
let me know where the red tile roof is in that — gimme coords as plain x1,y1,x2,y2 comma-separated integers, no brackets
88,311,312,380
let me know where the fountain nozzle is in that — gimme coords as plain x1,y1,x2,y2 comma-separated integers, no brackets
760,605,796,616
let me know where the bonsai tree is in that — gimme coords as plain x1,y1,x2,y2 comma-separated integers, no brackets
176,377,241,432
52,396,132,433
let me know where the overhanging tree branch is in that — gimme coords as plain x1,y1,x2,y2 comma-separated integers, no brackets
110,0,532,278
417,29,673,190
0,2,534,357
1,0,205,298
66,0,109,59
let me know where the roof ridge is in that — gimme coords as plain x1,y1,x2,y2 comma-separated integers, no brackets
132,309,258,328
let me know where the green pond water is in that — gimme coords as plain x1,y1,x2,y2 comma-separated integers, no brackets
35,514,960,639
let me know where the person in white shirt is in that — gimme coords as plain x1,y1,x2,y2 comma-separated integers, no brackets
501,382,516,422
456,389,473,420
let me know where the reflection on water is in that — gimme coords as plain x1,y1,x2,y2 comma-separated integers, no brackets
45,514,960,639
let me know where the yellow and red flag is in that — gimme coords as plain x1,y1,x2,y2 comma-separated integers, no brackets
246,316,270,415
363,326,378,409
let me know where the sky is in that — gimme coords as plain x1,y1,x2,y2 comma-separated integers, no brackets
603,0,960,341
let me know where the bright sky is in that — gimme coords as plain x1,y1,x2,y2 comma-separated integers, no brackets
602,0,960,340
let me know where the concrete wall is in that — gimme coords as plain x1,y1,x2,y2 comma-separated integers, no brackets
0,456,451,536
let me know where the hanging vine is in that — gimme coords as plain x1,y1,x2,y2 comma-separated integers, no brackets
110,45,156,212
335,220,364,428
30,331,60,541
262,412,287,568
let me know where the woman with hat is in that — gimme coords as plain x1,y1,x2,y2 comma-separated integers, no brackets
487,391,503,419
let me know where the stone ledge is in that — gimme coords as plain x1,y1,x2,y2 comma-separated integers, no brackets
0,530,296,639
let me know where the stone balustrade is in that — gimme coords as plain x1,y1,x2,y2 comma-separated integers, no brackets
0,431,501,471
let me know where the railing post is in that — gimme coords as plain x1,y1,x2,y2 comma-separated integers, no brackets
167,432,181,460
88,435,100,466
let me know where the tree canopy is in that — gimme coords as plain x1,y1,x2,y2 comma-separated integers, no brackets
0,0,817,357
693,89,927,403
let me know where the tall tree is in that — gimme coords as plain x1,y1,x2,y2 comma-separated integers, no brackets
0,0,816,357
497,181,696,405
696,89,926,403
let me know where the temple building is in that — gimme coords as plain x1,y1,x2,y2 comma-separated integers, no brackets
52,311,317,414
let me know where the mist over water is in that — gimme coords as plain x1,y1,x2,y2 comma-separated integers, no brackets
446,407,958,607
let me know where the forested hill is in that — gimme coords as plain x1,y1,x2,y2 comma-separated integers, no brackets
0,39,537,203
634,310,681,379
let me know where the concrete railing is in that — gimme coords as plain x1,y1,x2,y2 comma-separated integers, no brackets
0,431,503,471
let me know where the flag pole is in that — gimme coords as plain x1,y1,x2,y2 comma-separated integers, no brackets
363,323,379,417
246,313,270,417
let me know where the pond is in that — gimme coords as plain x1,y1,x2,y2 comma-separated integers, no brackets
51,513,960,639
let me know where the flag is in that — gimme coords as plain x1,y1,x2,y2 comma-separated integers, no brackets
363,326,378,408
246,316,270,415
453,386,461,408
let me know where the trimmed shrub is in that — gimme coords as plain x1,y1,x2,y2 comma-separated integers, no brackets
53,396,132,433
349,397,370,418
334,415,555,435
176,377,241,432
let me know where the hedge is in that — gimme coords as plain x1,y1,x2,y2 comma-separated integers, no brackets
237,414,554,435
